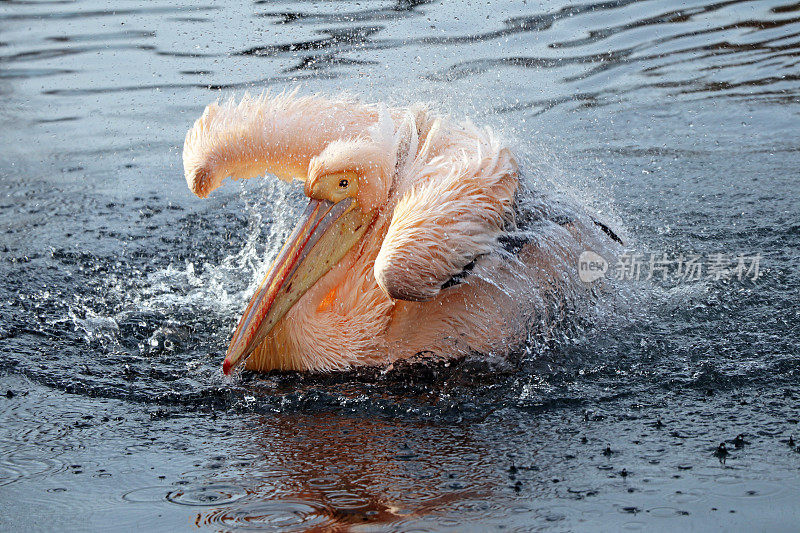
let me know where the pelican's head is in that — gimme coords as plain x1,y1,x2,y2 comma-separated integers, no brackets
222,138,393,374
182,93,397,374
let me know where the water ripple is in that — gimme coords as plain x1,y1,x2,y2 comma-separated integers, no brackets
166,483,249,506
201,499,339,531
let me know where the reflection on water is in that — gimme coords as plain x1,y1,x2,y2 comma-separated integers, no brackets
1,0,799,530
195,414,489,530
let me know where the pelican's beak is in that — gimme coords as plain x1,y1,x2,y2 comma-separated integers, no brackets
223,197,373,375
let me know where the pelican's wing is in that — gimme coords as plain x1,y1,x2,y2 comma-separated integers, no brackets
374,131,518,301
182,91,377,198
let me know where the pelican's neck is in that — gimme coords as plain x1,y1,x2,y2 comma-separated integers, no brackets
244,213,395,372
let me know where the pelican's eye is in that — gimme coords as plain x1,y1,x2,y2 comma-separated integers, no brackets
307,170,358,203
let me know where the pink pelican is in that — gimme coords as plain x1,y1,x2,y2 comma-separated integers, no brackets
182,90,619,374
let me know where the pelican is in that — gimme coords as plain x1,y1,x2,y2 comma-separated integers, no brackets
182,90,619,374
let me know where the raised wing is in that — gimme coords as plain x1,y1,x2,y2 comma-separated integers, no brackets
374,125,518,301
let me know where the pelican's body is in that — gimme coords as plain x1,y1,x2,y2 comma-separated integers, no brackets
183,90,617,373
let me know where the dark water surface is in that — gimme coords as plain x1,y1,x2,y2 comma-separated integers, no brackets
1,0,799,530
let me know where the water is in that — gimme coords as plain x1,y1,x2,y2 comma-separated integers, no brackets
1,0,799,530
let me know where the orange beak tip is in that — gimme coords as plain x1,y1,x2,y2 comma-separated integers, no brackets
222,358,233,376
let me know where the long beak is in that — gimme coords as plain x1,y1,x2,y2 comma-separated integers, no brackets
223,197,372,375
